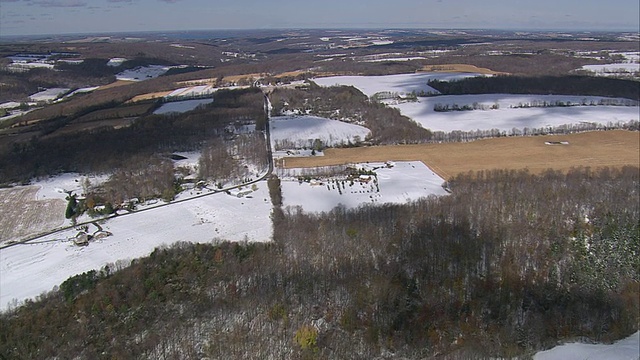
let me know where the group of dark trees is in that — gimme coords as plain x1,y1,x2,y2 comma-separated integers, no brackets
198,132,268,187
428,75,640,101
270,83,432,144
1,166,637,359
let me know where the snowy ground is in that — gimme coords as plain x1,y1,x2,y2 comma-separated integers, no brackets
107,58,127,66
116,65,172,81
394,94,640,132
166,85,217,98
0,173,110,244
29,88,70,102
65,86,100,98
270,115,370,150
314,74,639,133
154,98,214,114
362,56,427,62
279,161,447,213
0,183,273,310
534,331,639,360
581,63,640,77
313,72,483,97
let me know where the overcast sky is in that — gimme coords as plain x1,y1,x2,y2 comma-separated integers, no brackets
1,0,639,37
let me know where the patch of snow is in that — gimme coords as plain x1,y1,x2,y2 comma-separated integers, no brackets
394,94,640,132
0,102,21,109
363,57,427,62
107,58,127,67
280,161,447,213
116,65,171,81
170,44,195,49
581,63,639,76
270,115,370,150
313,72,483,98
534,331,639,360
65,87,100,97
32,173,108,202
154,99,214,115
29,88,70,102
371,40,394,46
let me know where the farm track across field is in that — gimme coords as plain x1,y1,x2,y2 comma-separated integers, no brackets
281,130,640,179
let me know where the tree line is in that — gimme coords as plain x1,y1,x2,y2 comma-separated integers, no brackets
1,166,637,359
428,75,640,101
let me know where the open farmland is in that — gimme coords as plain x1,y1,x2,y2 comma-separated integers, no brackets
72,103,156,123
395,94,639,133
279,161,447,213
0,186,65,243
420,63,508,75
313,72,482,97
280,130,640,179
0,183,273,310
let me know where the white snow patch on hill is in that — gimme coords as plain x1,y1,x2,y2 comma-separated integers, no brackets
280,162,447,213
29,88,70,102
0,184,273,311
581,63,640,77
154,98,214,114
313,72,482,97
395,94,640,132
534,331,639,360
270,115,370,150
116,65,171,81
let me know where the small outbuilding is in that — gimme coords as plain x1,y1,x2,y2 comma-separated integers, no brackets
73,232,90,246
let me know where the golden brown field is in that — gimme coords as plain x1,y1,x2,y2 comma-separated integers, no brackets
127,91,173,103
420,63,508,75
96,80,134,91
281,131,640,179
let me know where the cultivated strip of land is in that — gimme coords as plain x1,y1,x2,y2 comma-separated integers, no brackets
420,63,508,75
281,131,640,179
0,186,65,242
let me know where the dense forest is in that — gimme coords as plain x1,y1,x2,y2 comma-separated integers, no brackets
428,75,640,100
1,167,637,359
0,88,267,184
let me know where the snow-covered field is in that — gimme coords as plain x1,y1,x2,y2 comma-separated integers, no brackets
280,161,447,213
29,88,70,102
65,86,99,98
534,331,639,360
154,98,214,114
579,51,639,77
314,74,639,133
394,94,640,132
270,115,370,150
116,65,172,81
313,72,483,97
363,56,427,62
0,183,273,310
581,63,640,77
107,58,127,66
166,85,217,98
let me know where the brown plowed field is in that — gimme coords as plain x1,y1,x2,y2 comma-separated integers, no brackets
281,131,640,179
0,186,65,243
